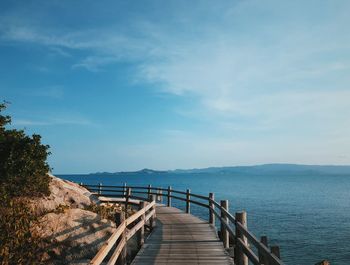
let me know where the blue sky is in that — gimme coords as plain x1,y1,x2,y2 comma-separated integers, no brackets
1,0,350,173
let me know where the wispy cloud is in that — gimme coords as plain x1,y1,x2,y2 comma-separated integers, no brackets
12,116,94,127
0,22,154,71
30,86,64,99
71,56,120,72
49,47,71,57
12,119,51,126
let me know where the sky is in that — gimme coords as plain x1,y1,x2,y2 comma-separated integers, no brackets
1,0,350,174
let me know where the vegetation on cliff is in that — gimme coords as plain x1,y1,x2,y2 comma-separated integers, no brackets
0,102,51,265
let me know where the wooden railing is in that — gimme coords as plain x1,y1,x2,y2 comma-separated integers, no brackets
84,183,285,265
88,193,156,265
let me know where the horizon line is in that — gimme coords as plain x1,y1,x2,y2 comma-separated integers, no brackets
54,162,350,175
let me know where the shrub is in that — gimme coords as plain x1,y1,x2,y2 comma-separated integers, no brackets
0,103,51,198
0,198,45,265
0,103,51,264
84,203,124,222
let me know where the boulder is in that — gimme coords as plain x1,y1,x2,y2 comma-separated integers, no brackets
27,175,132,264
30,175,98,215
35,208,116,264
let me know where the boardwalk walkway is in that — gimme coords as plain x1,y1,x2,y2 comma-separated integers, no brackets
132,205,233,265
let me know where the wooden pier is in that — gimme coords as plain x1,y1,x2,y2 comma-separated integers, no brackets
132,205,233,264
85,184,285,265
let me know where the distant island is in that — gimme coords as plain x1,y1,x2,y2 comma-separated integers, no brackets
90,164,350,176
91,168,169,175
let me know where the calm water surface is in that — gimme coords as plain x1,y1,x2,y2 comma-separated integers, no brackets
60,173,350,265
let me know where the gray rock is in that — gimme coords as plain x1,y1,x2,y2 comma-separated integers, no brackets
36,208,116,264
30,175,98,215
29,175,117,264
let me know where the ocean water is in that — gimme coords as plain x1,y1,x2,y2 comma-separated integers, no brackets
60,173,350,265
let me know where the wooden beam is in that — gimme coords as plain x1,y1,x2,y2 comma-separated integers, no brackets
150,195,156,229
259,235,269,265
167,186,172,207
116,212,126,265
209,193,215,225
186,189,191,214
235,211,248,265
137,201,145,248
220,200,229,249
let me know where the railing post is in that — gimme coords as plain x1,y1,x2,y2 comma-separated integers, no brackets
148,184,152,200
186,189,191,213
235,211,248,265
98,182,102,195
220,200,229,248
167,186,172,207
123,182,127,196
115,211,126,265
209,192,215,225
259,236,269,265
137,201,145,248
125,187,131,215
271,245,281,259
150,195,156,229
157,187,162,202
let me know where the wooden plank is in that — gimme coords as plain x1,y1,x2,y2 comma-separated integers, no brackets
131,205,233,265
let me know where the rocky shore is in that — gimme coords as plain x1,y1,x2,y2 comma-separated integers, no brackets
30,175,119,264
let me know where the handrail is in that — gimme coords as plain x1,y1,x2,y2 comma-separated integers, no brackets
89,199,156,265
209,197,222,208
84,184,210,199
237,237,260,265
83,183,285,265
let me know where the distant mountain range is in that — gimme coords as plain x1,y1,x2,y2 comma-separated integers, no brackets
91,168,168,175
90,164,350,176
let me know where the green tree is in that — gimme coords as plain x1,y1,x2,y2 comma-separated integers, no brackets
0,103,51,264
0,103,51,198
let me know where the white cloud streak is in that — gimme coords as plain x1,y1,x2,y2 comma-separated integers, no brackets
12,116,94,127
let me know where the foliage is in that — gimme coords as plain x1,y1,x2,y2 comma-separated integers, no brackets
0,103,51,198
0,103,51,264
85,202,136,223
0,199,46,265
85,203,123,221
52,203,71,214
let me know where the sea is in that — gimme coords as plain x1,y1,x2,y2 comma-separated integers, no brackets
60,173,350,265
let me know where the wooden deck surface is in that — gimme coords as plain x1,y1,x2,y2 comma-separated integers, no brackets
131,205,234,265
